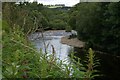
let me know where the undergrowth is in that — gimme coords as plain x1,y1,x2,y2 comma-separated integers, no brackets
2,22,100,79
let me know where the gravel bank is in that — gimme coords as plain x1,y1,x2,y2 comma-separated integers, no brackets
61,36,85,48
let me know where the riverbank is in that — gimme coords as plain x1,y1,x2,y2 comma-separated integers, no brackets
61,36,85,48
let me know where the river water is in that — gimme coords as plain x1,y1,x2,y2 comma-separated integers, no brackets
28,30,73,64
28,30,120,79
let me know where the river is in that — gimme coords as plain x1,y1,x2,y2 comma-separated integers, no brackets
28,30,120,80
28,30,73,64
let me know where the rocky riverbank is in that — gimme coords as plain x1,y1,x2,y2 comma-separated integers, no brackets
61,36,85,48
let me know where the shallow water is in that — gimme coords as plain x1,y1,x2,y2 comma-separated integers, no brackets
28,30,73,64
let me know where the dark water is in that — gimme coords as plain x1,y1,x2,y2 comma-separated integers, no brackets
73,47,120,80
95,53,120,80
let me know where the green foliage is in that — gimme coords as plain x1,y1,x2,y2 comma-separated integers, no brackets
76,3,103,40
2,2,70,33
2,2,48,34
68,10,78,30
65,26,72,32
2,22,99,78
85,48,100,79
69,48,99,79
2,24,65,78
49,19,67,30
41,7,70,30
69,2,120,55
2,21,9,32
2,2,100,79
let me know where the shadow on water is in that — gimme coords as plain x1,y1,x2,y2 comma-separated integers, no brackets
73,47,120,80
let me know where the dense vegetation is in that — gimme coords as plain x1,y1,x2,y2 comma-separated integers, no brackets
2,2,98,79
2,17,98,79
69,2,120,56
2,2,71,33
41,7,70,30
2,1,120,79
69,2,120,80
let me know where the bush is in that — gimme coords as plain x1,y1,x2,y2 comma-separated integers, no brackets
65,26,72,32
49,19,67,30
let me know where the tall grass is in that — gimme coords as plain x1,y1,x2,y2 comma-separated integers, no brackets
2,22,99,79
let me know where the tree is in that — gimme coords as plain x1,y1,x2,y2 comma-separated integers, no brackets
69,2,120,55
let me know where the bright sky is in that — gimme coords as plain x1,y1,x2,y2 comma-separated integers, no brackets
29,0,80,6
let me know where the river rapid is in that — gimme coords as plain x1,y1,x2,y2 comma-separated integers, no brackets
28,30,74,64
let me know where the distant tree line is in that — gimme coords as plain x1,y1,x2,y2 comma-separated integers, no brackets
2,1,71,34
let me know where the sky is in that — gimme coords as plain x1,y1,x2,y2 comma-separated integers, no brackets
29,0,80,6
